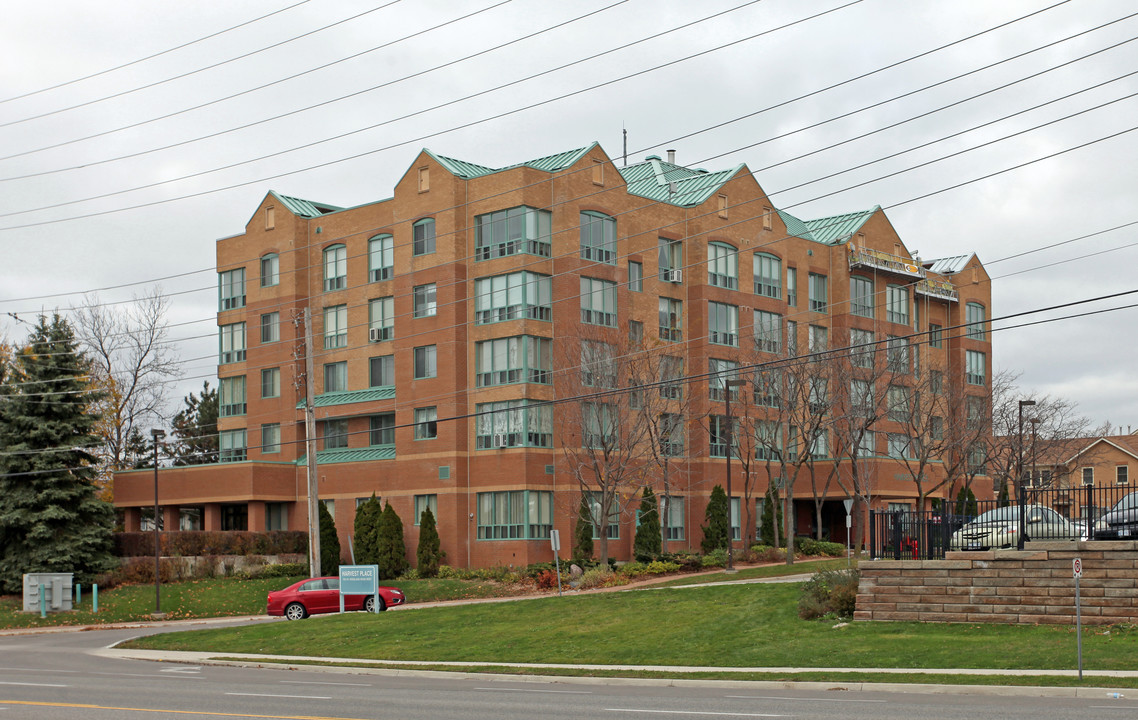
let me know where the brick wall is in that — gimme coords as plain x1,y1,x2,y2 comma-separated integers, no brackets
854,540,1138,625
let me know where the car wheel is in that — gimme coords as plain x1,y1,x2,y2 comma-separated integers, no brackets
285,602,307,620
365,596,387,613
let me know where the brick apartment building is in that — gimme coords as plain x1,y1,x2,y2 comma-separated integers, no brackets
114,142,993,567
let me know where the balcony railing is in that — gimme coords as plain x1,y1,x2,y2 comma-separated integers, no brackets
847,245,926,278
915,277,959,302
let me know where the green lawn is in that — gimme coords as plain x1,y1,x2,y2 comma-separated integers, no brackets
123,581,1136,673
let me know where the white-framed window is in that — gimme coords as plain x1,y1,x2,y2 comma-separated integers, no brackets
966,302,986,340
707,242,738,289
323,244,346,291
708,301,738,346
414,345,437,379
658,297,683,342
475,271,552,323
808,273,827,312
261,423,280,455
369,413,395,446
261,367,280,399
753,253,781,299
851,276,874,318
413,283,437,318
219,375,247,417
369,297,394,341
580,277,617,327
260,254,279,288
629,261,643,291
219,268,246,311
475,400,552,449
476,206,551,259
219,322,246,364
415,407,438,439
414,494,438,525
1082,467,1095,486
323,361,347,393
1118,466,1129,485
368,234,394,282
260,312,279,344
219,429,247,463
413,218,435,255
476,336,551,387
369,355,394,387
580,211,617,264
966,350,986,385
886,285,909,325
323,305,347,349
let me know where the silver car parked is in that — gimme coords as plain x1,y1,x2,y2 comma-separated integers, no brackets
949,505,1080,550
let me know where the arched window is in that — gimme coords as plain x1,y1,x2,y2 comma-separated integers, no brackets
323,245,346,291
753,253,781,298
260,253,279,288
368,234,393,281
707,242,738,289
966,302,986,340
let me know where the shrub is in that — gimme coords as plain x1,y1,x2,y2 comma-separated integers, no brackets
257,562,307,578
633,488,661,561
318,501,341,576
398,568,421,581
798,568,860,620
795,538,846,557
416,507,443,578
376,502,408,580
578,566,621,589
661,551,702,571
750,544,787,564
353,494,382,565
701,485,729,553
700,548,728,567
573,495,594,562
535,569,560,590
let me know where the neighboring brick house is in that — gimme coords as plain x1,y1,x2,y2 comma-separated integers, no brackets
113,142,993,567
1018,433,1138,521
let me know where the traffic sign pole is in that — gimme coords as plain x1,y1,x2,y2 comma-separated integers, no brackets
1073,557,1083,679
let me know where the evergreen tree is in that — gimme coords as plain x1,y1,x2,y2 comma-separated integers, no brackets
997,480,1011,508
701,484,730,553
0,314,116,594
416,507,442,577
760,489,785,547
955,485,979,517
633,487,661,561
375,502,408,579
353,494,382,565
573,494,593,562
167,381,218,465
318,502,340,576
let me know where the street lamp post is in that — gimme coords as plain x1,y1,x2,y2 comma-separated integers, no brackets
1017,400,1036,550
1029,417,1041,492
151,428,166,616
725,378,747,573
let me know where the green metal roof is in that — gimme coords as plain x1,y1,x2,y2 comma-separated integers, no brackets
270,191,344,218
425,144,595,180
776,209,817,241
297,446,396,466
297,386,396,410
618,157,742,208
925,253,974,275
803,206,880,245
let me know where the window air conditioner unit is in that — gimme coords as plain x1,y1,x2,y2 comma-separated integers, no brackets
666,269,683,283
369,328,383,342
493,434,510,448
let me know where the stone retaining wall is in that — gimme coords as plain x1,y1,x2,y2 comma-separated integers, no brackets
854,540,1138,624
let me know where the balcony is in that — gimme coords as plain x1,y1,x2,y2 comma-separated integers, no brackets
915,277,959,302
847,246,926,279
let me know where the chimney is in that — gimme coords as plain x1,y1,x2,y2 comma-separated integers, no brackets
667,149,676,164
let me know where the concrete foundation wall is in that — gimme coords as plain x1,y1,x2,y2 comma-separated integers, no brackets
854,541,1138,625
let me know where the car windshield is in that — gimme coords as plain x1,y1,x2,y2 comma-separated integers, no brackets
972,507,1019,523
1112,493,1138,512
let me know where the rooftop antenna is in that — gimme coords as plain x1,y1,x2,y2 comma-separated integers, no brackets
622,126,627,167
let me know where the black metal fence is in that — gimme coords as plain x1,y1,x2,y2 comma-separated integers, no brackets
868,484,1138,560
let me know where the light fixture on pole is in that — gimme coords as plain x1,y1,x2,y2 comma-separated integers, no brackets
151,428,166,616
1029,417,1041,493
725,377,748,573
1016,400,1036,550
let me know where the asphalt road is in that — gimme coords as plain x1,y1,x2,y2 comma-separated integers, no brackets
0,622,1134,719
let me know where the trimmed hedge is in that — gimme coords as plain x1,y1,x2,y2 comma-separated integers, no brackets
114,530,307,557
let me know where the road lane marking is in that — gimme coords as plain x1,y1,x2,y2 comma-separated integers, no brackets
476,687,592,694
226,693,332,700
0,667,77,674
608,710,785,717
92,671,203,679
162,667,203,674
726,695,887,703
0,682,67,687
0,700,365,719
280,681,371,687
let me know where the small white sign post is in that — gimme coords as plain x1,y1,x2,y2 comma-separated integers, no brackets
550,529,562,597
1073,557,1083,679
843,498,854,567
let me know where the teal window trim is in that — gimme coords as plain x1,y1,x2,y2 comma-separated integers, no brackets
966,302,986,340
664,495,684,541
261,367,281,399
580,276,617,327
369,355,395,388
786,267,797,306
658,297,682,342
369,297,394,341
580,211,617,264
369,413,395,446
629,261,643,292
368,234,394,282
851,276,874,318
475,400,552,449
658,413,684,456
219,268,246,311
580,340,617,388
413,345,437,379
753,253,781,299
260,254,279,288
414,407,438,440
588,491,620,540
323,361,347,393
322,419,349,450
323,244,347,291
219,375,247,417
966,350,986,385
323,305,347,349
850,329,874,368
808,272,828,312
658,238,683,281
708,359,740,402
753,309,781,354
219,322,246,364
886,285,909,325
582,401,617,448
475,335,552,387
219,428,247,463
475,271,552,324
413,218,436,256
475,206,552,260
707,242,738,289
477,490,553,540
708,301,738,346
414,494,438,526
709,415,740,458
928,323,943,348
413,283,437,318
260,423,281,455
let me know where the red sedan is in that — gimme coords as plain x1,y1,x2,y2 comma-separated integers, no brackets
267,577,405,620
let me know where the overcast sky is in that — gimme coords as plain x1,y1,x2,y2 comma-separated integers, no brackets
1,0,1135,431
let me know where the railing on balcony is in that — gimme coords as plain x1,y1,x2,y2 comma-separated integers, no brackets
847,245,926,278
915,277,959,302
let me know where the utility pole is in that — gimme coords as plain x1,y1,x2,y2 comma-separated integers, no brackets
302,307,321,576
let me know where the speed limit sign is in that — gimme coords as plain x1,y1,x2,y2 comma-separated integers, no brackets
1073,558,1083,578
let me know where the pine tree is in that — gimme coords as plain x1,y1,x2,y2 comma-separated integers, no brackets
353,494,382,565
955,485,978,517
573,494,593,562
0,314,116,594
633,487,661,561
318,502,340,576
760,488,785,547
997,480,1011,508
167,381,218,465
375,502,408,580
701,484,730,553
416,507,442,577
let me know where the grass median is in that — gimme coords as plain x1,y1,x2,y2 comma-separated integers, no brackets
122,579,1138,678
